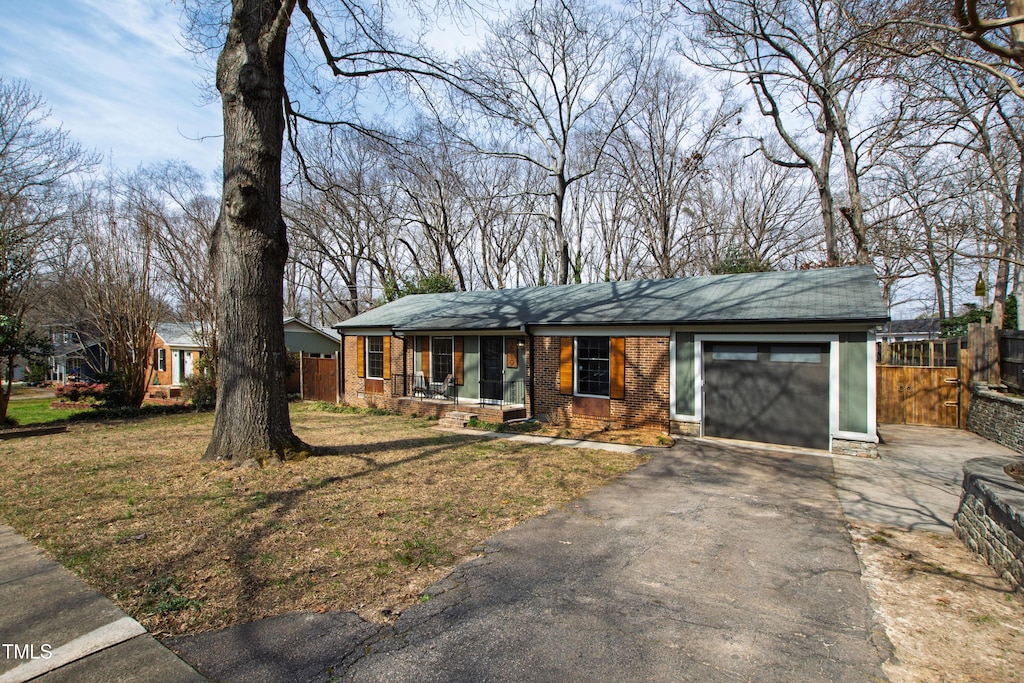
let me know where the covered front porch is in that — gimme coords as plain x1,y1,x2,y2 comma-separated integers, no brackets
388,373,527,423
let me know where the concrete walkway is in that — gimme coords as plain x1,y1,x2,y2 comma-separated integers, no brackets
0,525,205,683
168,439,890,682
832,424,1020,532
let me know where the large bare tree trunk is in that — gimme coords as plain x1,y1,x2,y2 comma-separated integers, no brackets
204,0,310,465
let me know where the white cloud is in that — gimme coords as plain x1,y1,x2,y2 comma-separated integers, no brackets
0,0,222,177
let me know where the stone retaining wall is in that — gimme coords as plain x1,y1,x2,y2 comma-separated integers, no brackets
966,384,1024,454
953,457,1024,590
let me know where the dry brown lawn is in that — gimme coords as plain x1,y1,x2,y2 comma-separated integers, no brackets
851,524,1024,682
0,404,647,636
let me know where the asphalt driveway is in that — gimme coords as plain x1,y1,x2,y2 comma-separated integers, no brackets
169,439,890,682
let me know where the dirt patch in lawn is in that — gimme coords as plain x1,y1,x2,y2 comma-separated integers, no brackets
0,405,647,637
850,524,1024,682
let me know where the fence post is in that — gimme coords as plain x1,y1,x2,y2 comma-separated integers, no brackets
959,347,971,429
967,322,1000,385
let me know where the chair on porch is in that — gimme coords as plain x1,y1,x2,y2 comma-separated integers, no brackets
412,372,429,397
429,373,454,400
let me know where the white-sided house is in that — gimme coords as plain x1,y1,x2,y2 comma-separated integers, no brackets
335,266,890,456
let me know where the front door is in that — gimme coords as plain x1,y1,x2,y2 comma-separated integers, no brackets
172,350,182,386
480,337,504,403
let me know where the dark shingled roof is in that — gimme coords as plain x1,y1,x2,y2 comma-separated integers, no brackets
880,319,941,335
335,266,888,331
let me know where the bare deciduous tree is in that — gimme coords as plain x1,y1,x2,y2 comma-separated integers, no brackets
609,62,737,278
684,0,882,266
128,161,219,363
182,0,458,464
75,182,164,408
459,0,657,284
0,78,95,418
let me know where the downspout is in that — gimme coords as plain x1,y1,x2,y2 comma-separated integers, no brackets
521,323,534,419
397,330,406,397
338,332,345,404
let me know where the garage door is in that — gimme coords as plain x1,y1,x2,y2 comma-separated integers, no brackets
703,342,830,450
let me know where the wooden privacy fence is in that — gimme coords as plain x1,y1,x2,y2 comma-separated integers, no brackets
300,355,339,403
1001,330,1024,392
877,337,963,367
877,337,964,428
876,322,1013,429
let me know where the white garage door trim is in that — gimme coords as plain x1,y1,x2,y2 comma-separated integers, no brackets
692,333,839,450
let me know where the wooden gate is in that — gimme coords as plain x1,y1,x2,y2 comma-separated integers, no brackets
876,366,960,427
301,356,338,403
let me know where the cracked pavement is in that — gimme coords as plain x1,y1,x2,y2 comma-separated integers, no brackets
167,439,890,682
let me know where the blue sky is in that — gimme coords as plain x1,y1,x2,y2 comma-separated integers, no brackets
0,0,223,178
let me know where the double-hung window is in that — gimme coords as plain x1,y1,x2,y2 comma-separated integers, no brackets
366,336,385,379
153,348,166,372
431,337,454,381
576,337,610,397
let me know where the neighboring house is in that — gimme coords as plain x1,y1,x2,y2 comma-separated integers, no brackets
334,266,889,455
149,318,340,388
283,317,340,357
46,326,109,384
878,318,941,343
150,323,206,388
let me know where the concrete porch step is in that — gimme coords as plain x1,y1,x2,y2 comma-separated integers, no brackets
438,411,478,429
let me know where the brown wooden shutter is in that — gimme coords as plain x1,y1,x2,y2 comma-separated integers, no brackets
609,337,625,399
420,336,430,377
559,337,574,395
454,336,464,385
506,338,519,368
356,336,365,378
383,336,391,380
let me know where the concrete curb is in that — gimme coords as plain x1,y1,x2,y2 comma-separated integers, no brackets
0,525,206,682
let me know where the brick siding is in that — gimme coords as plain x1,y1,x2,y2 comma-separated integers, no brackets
533,335,670,432
341,335,408,409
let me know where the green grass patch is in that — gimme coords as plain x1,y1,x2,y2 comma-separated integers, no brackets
6,398,92,425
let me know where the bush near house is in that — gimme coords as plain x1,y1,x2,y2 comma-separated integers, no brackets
53,382,108,403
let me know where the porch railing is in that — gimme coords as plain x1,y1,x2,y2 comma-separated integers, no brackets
390,374,524,406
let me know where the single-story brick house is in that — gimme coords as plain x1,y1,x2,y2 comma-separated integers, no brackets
149,318,340,392
334,266,889,454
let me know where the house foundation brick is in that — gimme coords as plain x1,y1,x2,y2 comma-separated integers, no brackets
670,420,700,437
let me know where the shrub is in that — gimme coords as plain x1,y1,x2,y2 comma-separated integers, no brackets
182,374,216,411
53,382,107,403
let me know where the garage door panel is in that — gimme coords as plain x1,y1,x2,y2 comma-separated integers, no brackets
704,343,829,450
